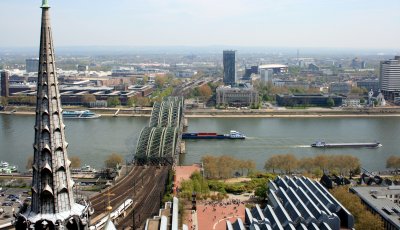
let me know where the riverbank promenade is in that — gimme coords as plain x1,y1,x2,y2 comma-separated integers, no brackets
3,106,400,118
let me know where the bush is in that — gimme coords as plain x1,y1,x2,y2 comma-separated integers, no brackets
208,180,226,193
224,184,246,194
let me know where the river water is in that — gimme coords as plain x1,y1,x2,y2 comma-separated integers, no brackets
1,114,399,172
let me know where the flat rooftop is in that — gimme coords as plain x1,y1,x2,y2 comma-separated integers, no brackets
351,186,400,228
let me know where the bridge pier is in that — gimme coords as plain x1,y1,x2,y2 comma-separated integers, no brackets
183,118,188,132
180,141,186,154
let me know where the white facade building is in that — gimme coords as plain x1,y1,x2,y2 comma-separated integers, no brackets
380,56,400,100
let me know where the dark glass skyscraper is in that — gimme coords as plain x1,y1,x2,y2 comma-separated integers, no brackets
1,71,9,97
223,50,237,85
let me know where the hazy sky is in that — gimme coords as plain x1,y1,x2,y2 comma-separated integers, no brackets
1,0,399,49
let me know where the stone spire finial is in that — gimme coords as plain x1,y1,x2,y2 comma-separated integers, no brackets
41,0,50,8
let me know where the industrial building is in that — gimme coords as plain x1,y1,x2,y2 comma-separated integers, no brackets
242,66,259,80
351,186,400,230
223,50,237,85
259,64,288,74
227,176,354,230
216,85,259,107
380,56,400,101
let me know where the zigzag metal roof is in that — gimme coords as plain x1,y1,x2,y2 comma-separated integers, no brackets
229,176,354,230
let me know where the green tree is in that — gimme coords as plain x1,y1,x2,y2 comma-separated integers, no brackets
202,155,218,178
127,97,136,107
105,153,123,168
288,66,301,76
314,155,329,172
107,97,121,107
281,154,298,174
254,183,268,200
0,96,8,106
327,98,335,107
244,160,255,174
264,155,281,173
264,154,298,174
26,156,33,170
351,87,368,94
198,84,213,99
154,76,166,89
386,156,400,169
81,94,96,104
70,156,81,168
331,186,384,229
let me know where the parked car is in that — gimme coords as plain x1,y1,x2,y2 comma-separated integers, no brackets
2,202,12,206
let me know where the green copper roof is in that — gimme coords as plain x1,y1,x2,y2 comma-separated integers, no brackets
41,0,50,8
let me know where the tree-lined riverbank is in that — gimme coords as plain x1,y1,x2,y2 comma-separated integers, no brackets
2,106,400,118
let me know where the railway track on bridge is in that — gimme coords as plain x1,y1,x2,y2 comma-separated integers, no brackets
89,97,183,229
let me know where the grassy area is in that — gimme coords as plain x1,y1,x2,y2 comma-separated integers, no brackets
177,171,276,201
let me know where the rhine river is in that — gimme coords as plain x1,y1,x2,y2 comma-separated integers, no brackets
1,114,399,172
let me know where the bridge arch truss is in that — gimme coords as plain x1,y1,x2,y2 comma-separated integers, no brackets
134,97,184,165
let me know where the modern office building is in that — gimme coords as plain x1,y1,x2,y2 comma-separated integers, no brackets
223,50,237,85
380,56,400,101
26,58,39,73
216,85,258,107
77,64,88,72
357,80,380,93
1,70,9,97
14,1,91,229
276,94,343,107
329,82,352,95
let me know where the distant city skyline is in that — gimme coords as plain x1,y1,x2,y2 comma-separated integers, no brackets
1,0,400,49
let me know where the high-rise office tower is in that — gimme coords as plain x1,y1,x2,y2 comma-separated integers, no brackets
14,1,91,229
26,58,40,73
260,69,273,86
1,71,9,97
380,56,400,101
223,50,237,85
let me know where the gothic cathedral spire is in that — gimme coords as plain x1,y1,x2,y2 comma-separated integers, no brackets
15,1,91,229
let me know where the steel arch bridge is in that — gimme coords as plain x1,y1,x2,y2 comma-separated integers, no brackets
149,97,184,128
134,97,184,165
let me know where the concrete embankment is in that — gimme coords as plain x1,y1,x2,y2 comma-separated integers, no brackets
185,107,400,118
2,106,400,118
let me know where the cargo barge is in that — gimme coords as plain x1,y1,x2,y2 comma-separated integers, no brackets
311,141,382,148
182,130,245,140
